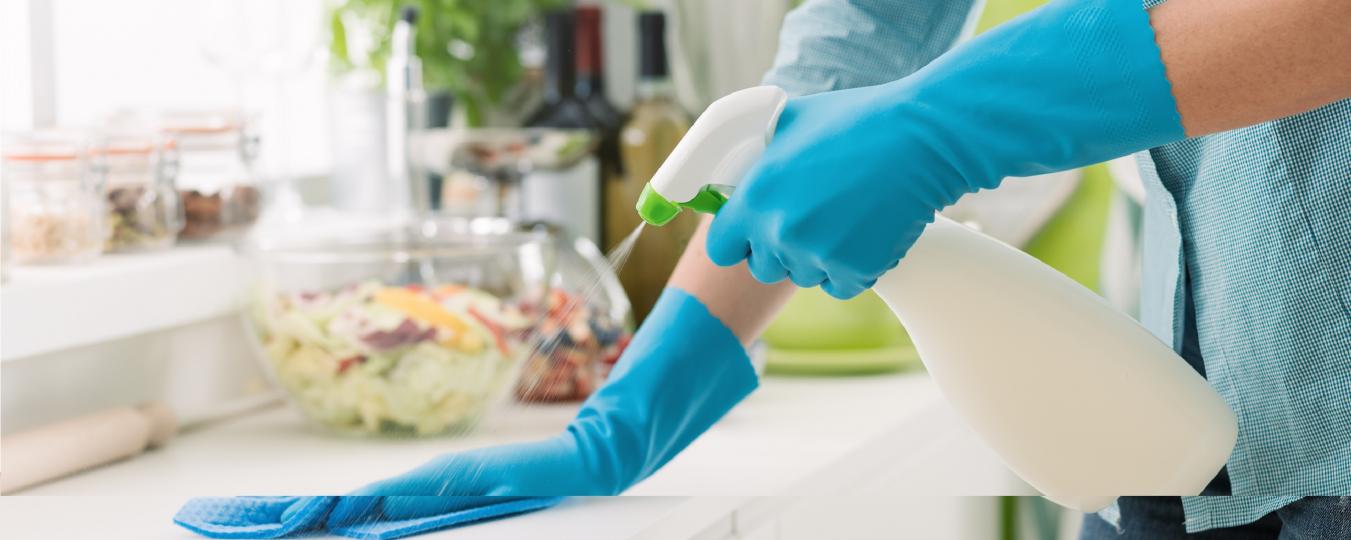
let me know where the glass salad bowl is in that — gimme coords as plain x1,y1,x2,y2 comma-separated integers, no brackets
247,218,554,437
513,227,634,403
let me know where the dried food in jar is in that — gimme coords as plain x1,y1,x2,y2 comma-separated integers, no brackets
105,185,178,252
180,189,225,239
10,208,102,264
3,130,106,264
179,185,261,240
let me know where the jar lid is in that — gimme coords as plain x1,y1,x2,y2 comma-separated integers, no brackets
159,110,245,140
160,111,251,153
2,131,99,184
2,130,94,163
2,150,80,162
95,133,176,157
162,121,237,135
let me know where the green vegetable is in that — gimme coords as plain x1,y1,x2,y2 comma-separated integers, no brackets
326,0,567,126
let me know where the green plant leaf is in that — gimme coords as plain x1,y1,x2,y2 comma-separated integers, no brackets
327,0,567,126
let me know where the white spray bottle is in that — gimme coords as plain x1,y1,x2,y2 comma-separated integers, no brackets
635,86,1237,511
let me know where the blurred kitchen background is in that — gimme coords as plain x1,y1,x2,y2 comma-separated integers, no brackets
1,1,1150,539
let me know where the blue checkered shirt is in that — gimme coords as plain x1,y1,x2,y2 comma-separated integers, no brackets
764,0,1351,532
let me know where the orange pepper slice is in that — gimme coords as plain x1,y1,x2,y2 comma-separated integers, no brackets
373,287,471,336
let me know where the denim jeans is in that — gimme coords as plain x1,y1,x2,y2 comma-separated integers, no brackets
1077,496,1351,539
1080,286,1351,538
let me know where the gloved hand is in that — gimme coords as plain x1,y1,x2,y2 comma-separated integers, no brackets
707,0,1184,299
173,496,561,539
326,287,757,523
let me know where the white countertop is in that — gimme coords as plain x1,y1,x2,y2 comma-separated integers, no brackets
0,497,740,540
8,372,1031,538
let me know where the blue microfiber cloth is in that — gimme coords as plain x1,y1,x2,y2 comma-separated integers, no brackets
174,496,562,540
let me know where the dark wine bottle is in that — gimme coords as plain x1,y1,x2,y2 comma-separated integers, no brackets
523,9,604,245
525,10,594,129
574,5,623,173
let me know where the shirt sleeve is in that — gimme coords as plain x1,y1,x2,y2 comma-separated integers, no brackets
762,0,981,96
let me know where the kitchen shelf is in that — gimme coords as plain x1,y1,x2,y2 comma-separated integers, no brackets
1,245,254,361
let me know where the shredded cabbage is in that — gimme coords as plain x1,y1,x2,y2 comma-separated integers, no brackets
253,280,527,436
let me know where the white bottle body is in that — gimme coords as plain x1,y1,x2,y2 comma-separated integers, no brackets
873,217,1237,511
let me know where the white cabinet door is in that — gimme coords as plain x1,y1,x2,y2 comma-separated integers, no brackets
770,497,1000,540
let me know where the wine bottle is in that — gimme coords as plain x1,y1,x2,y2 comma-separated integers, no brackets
610,11,694,321
524,9,602,243
525,10,593,129
574,5,623,176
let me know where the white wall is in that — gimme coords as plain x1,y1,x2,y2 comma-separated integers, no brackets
36,0,331,179
1,0,37,131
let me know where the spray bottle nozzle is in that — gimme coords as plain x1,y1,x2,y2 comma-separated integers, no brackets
636,183,729,226
632,85,788,227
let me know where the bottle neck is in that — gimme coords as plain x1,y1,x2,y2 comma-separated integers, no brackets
574,7,604,101
541,11,576,103
576,73,605,100
542,70,573,103
637,12,670,95
542,53,575,103
636,77,674,101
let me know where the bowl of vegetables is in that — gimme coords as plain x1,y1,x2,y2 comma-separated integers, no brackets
513,229,634,403
248,217,554,437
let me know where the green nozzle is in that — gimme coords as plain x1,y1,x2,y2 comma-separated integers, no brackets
637,184,680,226
636,183,730,227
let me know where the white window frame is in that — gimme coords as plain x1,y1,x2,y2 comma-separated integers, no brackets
1,0,56,131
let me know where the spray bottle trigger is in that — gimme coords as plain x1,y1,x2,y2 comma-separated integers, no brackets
679,185,729,214
637,184,730,227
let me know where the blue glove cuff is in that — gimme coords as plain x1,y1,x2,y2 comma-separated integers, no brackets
899,0,1185,190
566,286,758,493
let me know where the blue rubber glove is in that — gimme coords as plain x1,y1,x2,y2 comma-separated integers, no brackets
173,496,561,539
707,0,1184,299
326,287,757,523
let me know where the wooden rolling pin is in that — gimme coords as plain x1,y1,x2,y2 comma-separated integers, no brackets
1,401,176,493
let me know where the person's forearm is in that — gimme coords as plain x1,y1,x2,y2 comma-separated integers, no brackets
1151,0,1351,136
667,216,796,345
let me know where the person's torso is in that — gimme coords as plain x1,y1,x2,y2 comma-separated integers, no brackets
1138,98,1351,500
